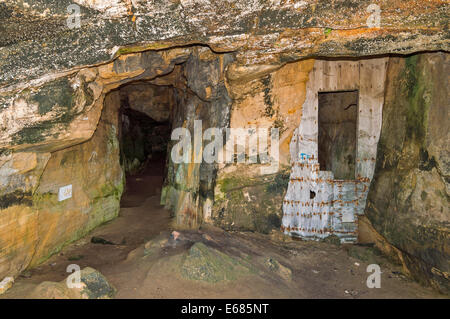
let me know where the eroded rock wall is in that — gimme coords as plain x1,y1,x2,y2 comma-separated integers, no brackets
212,60,315,233
0,91,124,279
0,46,235,278
0,1,448,293
364,52,449,293
1,1,448,88
0,49,190,280
161,48,234,227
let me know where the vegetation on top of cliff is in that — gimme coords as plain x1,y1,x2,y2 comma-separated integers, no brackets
181,242,255,283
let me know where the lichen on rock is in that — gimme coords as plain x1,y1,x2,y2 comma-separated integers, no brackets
181,242,254,283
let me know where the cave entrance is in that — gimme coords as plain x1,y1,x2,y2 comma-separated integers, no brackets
318,90,358,180
118,83,173,208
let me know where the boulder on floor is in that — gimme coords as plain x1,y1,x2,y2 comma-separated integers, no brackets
29,267,115,299
181,242,254,283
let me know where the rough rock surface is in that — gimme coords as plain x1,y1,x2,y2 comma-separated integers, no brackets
0,0,448,294
0,46,233,280
0,91,124,279
161,48,234,227
0,0,448,88
213,165,289,233
364,53,449,294
181,242,254,283
29,267,115,299
120,83,172,122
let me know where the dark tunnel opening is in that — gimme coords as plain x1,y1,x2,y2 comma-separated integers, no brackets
117,83,173,208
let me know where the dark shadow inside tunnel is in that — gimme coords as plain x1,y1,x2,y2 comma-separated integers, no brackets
318,90,358,180
117,83,173,208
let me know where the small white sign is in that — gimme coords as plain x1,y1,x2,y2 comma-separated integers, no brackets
58,184,72,202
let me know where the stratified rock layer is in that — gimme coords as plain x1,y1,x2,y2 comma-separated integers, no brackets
0,1,448,87
0,91,124,278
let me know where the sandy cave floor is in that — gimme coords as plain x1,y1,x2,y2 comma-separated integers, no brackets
1,158,445,299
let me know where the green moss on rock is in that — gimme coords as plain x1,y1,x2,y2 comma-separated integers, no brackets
213,167,289,234
365,53,449,294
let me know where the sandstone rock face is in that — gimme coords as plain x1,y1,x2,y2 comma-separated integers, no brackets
1,48,192,153
212,165,289,234
28,92,124,267
0,1,448,88
0,91,124,279
0,277,14,295
0,1,448,293
181,242,254,283
161,48,234,227
120,83,173,122
1,152,51,207
211,60,314,232
227,60,315,166
364,53,449,294
0,46,233,279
